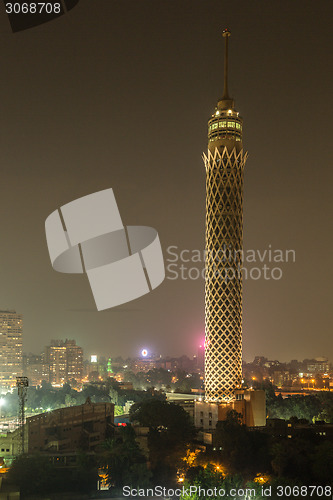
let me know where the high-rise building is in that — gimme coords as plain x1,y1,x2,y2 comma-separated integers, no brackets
23,353,43,386
0,310,23,388
204,29,247,403
44,341,67,385
44,339,83,386
65,339,84,382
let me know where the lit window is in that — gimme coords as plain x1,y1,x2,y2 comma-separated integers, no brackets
228,121,235,128
222,121,227,128
212,123,218,130
219,122,223,128
236,123,241,129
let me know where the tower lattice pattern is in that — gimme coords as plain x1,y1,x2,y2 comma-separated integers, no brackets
204,146,248,403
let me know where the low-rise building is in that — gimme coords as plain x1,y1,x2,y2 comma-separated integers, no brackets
0,399,114,466
195,389,266,433
27,399,113,453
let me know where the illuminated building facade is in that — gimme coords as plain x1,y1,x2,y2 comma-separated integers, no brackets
204,30,247,403
0,310,23,388
44,339,83,385
65,339,84,382
45,342,67,385
132,359,157,374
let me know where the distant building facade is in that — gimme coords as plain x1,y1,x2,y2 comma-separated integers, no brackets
0,310,23,389
23,353,43,386
307,358,330,374
272,370,292,388
132,359,157,373
84,355,108,381
0,428,22,463
43,339,83,386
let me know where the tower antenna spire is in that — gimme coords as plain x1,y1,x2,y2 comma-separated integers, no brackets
222,28,231,100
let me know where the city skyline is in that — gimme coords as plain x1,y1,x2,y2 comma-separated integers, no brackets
22,342,333,365
0,1,332,361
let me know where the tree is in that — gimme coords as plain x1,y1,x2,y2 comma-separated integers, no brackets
312,441,333,482
99,426,151,490
7,454,97,496
8,455,57,495
214,411,270,475
114,405,124,416
109,386,119,405
65,393,77,407
181,466,256,500
267,394,322,422
130,399,195,445
316,392,333,423
270,438,313,481
186,463,224,488
130,399,196,483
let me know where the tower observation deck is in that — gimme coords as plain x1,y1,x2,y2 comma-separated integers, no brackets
204,29,248,403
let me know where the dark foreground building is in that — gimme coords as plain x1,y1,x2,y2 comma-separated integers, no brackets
27,399,114,453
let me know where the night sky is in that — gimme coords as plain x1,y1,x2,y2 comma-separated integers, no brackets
0,0,332,362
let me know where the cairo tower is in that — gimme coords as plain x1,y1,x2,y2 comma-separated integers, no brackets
195,31,265,428
204,28,247,403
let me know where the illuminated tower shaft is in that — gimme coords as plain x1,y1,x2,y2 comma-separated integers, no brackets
204,30,248,403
